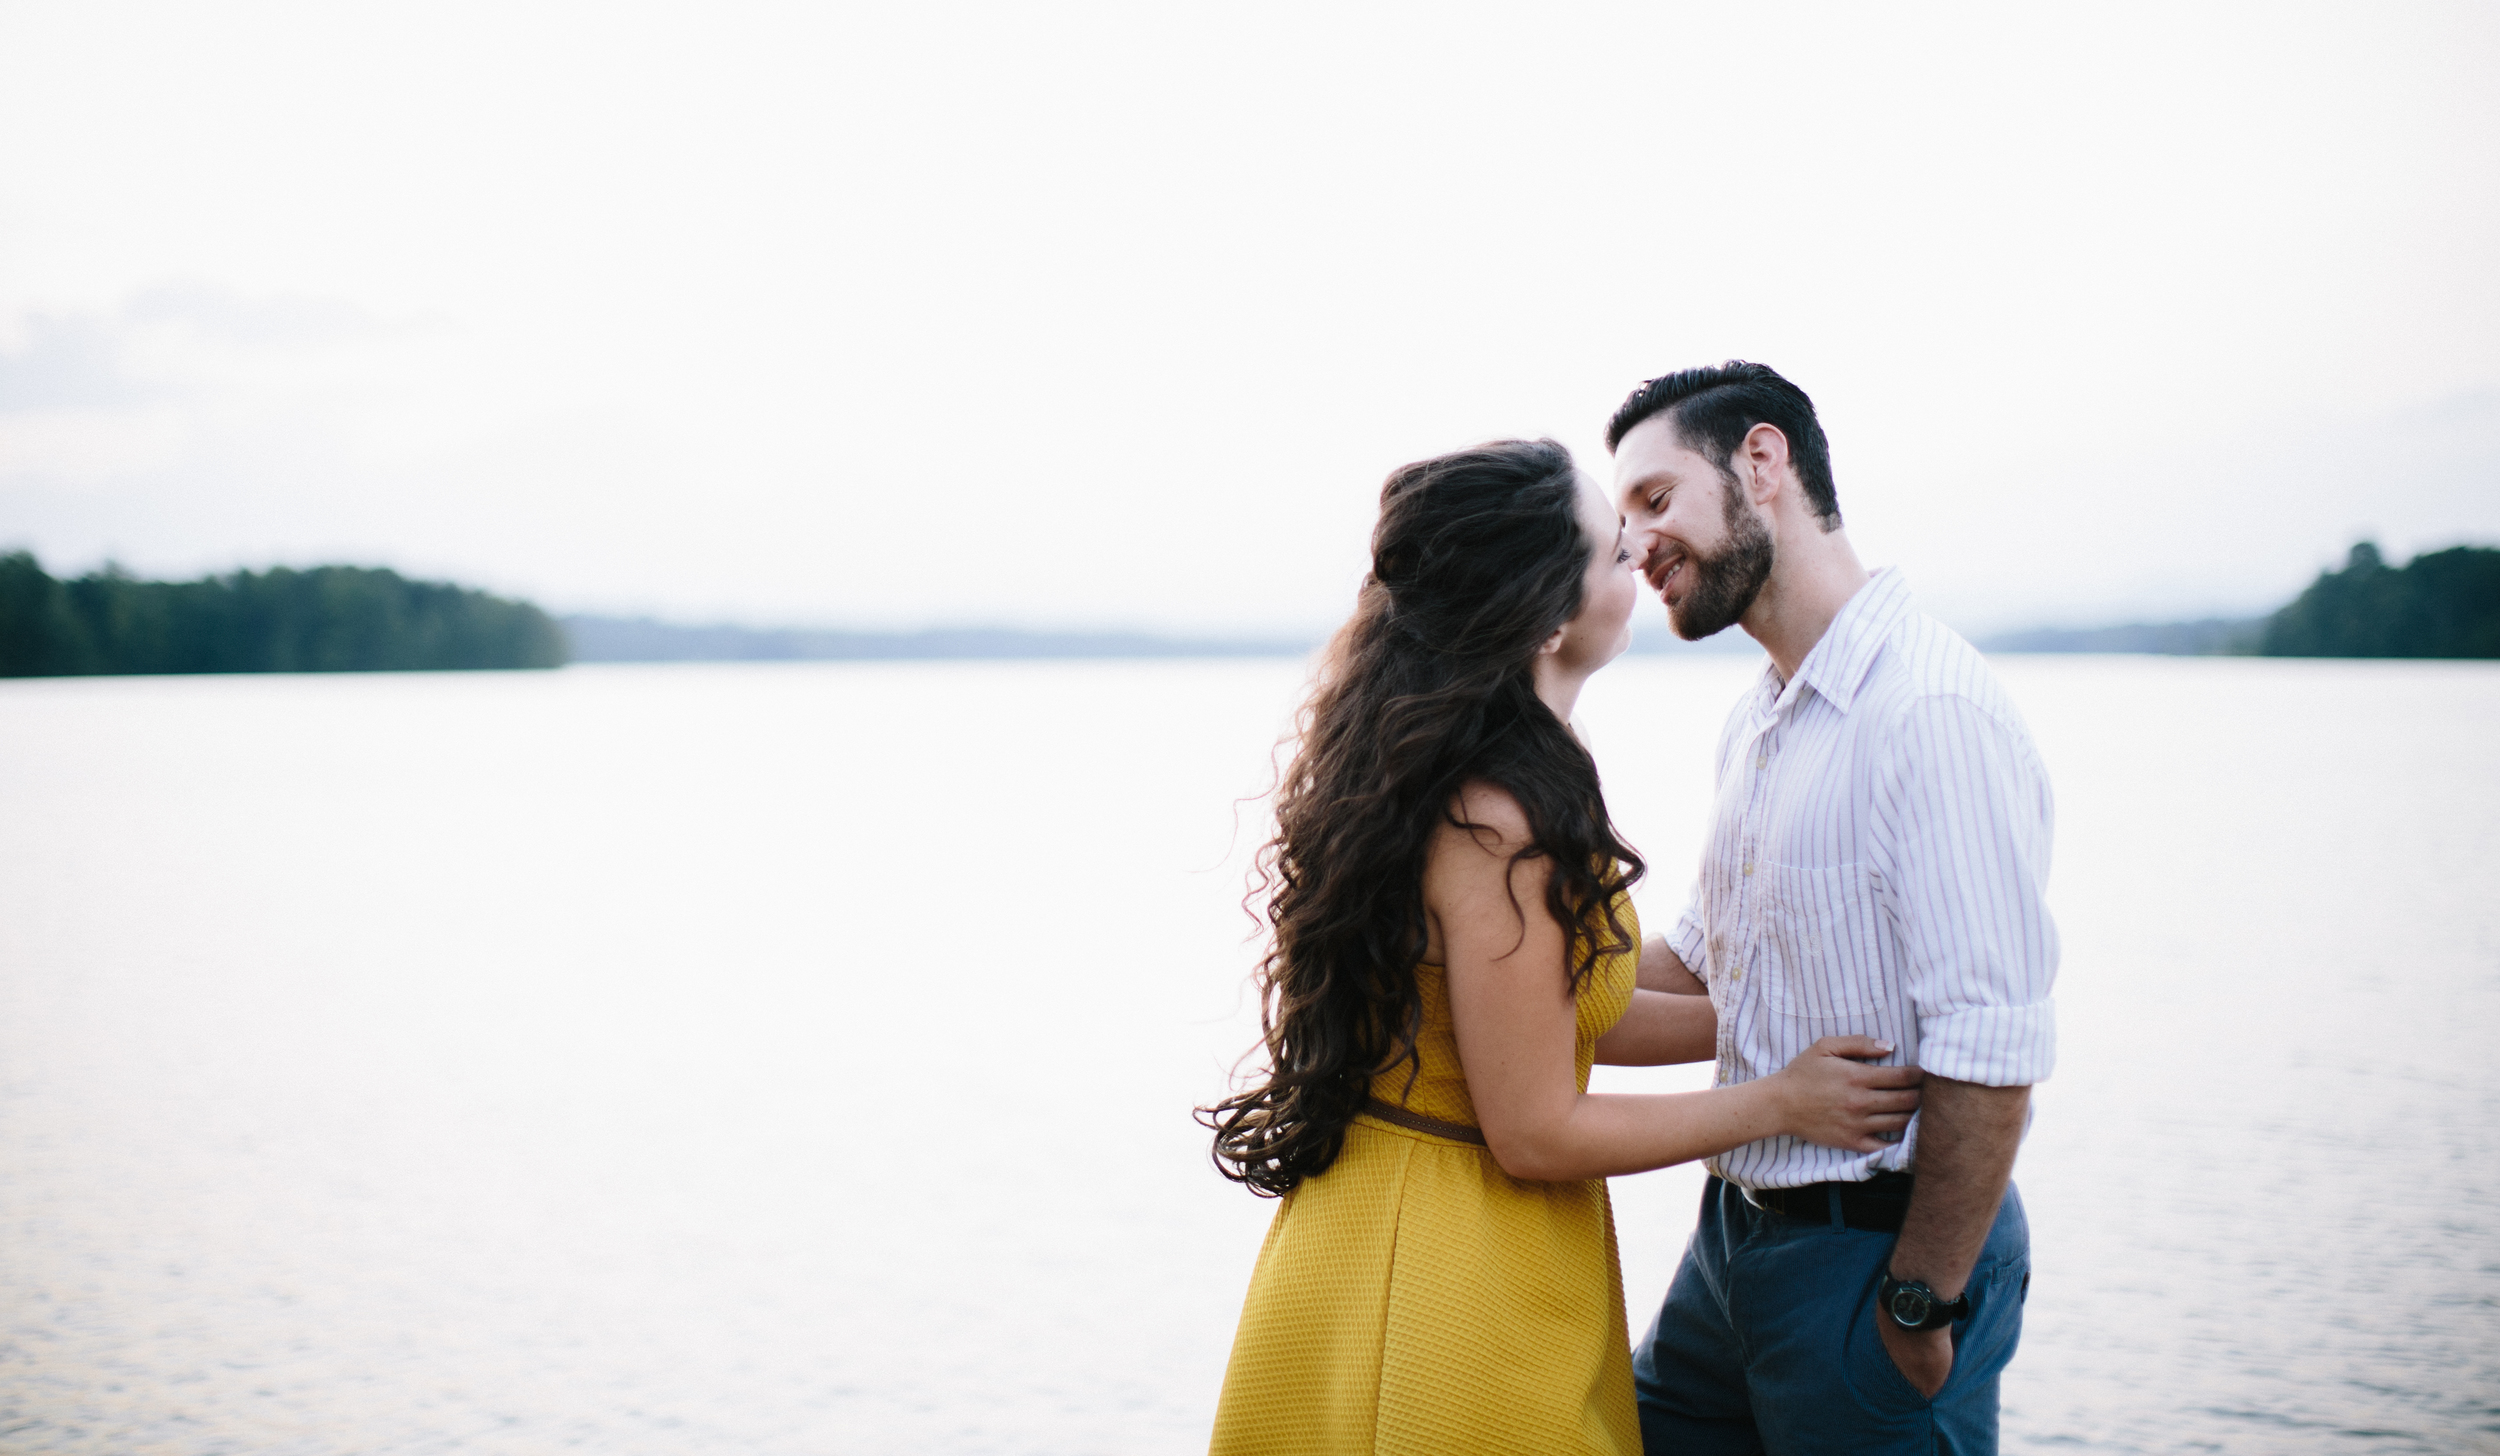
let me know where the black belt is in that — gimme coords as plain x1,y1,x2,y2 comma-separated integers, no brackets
1738,1172,1915,1233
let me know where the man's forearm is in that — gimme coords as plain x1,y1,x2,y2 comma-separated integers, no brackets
1891,1077,2029,1298
1637,934,1708,995
1591,988,1717,1065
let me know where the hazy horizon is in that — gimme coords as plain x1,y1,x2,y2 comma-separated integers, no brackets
4,540,2460,645
4,4,2497,638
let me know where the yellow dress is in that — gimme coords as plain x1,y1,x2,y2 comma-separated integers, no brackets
1208,897,1641,1455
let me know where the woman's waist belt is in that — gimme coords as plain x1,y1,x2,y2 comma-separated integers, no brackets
1360,1097,1486,1146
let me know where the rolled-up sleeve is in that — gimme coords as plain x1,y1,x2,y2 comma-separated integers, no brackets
1876,693,2059,1086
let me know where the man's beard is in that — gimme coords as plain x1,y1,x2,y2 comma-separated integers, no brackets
1668,472,1775,641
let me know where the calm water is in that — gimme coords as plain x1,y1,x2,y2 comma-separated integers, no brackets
0,656,2493,1455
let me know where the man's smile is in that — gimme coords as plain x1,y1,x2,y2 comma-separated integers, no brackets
1647,547,1689,599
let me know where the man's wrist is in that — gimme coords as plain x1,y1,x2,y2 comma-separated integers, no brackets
1882,1239,1970,1302
1878,1269,1971,1332
1885,1267,1967,1302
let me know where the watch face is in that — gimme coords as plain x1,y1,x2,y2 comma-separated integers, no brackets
1889,1285,1932,1326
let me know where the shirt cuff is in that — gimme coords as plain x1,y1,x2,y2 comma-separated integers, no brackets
1916,1000,2056,1086
1667,912,1709,983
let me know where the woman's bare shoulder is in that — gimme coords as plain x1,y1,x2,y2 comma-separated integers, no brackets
1428,780,1535,871
1424,780,1562,964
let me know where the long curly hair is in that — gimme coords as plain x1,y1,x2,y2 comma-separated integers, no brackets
1199,439,1644,1197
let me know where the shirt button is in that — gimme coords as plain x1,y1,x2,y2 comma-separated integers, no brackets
1756,755,1769,769
1729,966,1743,981
1742,862,1754,876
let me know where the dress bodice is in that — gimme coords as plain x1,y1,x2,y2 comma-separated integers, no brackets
1364,892,1640,1128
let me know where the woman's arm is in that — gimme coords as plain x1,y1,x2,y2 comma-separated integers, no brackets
1429,784,1918,1183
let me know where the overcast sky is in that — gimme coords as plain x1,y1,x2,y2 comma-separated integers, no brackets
3,2,2496,635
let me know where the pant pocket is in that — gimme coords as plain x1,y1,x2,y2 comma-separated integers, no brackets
1941,1257,2028,1395
1841,1283,1934,1411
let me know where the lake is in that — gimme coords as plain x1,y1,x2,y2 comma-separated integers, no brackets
1,655,2494,1454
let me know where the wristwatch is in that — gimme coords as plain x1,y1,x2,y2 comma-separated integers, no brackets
1878,1272,1970,1332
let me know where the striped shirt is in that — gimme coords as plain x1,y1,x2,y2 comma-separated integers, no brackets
1665,568,2058,1190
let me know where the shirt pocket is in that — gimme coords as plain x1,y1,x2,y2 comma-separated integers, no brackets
1762,860,1889,1018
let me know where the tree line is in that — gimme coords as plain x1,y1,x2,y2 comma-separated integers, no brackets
2261,542,2500,659
0,552,565,677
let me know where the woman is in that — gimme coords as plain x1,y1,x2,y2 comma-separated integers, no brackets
1200,439,1918,1454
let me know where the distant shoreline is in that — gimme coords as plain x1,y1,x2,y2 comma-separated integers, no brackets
10,540,2491,677
1976,617,2261,656
556,614,1788,663
557,612,2262,663
557,616,1319,663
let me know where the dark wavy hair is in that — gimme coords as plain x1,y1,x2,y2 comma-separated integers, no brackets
1198,438,1645,1198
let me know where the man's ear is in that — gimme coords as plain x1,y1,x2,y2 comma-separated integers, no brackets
1739,422,1793,507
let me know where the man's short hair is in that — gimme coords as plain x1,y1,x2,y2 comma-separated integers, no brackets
1605,361,1841,530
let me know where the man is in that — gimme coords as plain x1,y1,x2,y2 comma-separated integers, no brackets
1608,361,2056,1454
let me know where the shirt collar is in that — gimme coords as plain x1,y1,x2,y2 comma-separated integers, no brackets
1770,568,1911,716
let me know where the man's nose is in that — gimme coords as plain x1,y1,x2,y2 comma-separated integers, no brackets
1626,524,1667,572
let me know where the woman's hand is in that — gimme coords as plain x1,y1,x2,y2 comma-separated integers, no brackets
1767,1037,1922,1151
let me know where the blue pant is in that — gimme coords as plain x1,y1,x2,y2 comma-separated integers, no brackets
1632,1177,2029,1455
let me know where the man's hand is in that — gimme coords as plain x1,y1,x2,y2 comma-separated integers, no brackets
1877,1318,1952,1398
